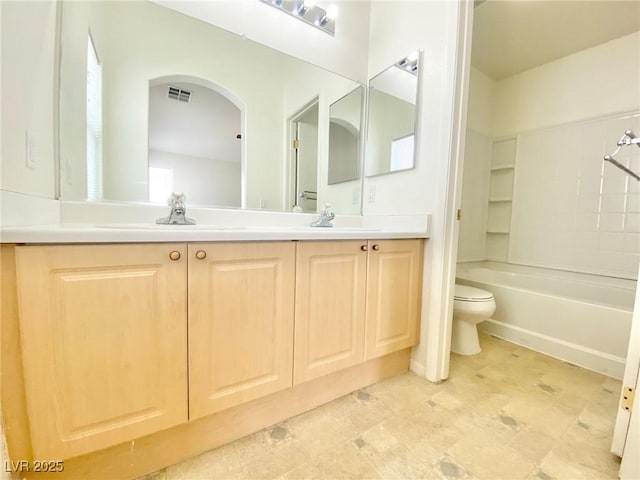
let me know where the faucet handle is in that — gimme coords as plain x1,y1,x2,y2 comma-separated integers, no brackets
168,192,186,208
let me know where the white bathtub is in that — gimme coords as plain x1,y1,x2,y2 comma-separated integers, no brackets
455,261,636,379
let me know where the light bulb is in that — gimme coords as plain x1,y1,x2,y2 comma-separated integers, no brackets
407,51,419,62
304,0,318,7
326,4,338,20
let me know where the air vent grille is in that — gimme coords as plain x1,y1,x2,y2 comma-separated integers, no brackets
168,86,191,103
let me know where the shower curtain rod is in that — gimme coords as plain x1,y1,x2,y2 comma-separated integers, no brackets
604,129,640,181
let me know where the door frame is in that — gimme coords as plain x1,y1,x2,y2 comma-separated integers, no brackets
612,262,640,456
422,0,474,382
287,97,319,212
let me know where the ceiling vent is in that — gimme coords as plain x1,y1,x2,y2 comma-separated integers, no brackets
168,86,191,103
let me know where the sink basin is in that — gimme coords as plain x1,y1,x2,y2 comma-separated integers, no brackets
96,223,246,230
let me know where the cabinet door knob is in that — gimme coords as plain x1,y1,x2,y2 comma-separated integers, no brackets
360,245,368,251
372,244,380,251
195,250,207,260
169,251,181,261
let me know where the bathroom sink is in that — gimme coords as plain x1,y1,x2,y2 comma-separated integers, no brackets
96,223,246,230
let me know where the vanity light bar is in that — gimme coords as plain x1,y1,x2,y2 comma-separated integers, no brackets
259,0,338,36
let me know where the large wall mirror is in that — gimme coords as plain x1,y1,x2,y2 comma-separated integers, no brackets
59,1,364,214
365,53,419,177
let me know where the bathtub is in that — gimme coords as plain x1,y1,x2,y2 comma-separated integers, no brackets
455,261,636,379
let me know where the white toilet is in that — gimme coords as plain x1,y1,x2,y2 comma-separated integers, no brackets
451,284,496,355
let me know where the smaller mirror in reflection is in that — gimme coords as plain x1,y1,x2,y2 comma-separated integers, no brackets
328,86,364,185
365,53,419,177
148,79,243,207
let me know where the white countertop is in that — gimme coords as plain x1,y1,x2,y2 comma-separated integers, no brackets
0,223,429,244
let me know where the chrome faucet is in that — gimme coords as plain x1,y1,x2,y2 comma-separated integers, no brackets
156,192,196,225
310,203,335,227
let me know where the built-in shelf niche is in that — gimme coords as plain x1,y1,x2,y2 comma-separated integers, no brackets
485,138,516,262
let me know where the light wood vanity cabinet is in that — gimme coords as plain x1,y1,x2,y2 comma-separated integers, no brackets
294,239,423,383
14,243,189,460
7,238,422,475
188,242,295,419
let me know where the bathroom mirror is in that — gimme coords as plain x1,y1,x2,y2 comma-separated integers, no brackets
58,0,362,213
365,55,419,177
328,86,364,185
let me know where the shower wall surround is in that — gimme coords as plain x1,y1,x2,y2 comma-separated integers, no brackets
510,112,639,279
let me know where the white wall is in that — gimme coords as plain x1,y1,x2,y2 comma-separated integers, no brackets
456,67,494,261
466,67,494,136
0,1,57,200
149,150,241,207
492,32,640,137
153,0,371,84
457,130,491,262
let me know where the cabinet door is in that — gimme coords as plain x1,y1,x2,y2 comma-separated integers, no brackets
294,241,367,384
188,242,295,419
365,239,423,360
15,244,188,460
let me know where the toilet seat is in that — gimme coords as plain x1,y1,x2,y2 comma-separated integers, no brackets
454,284,494,302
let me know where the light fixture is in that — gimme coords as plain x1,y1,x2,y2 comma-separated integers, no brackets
297,0,317,15
260,0,338,36
396,51,419,76
317,4,338,26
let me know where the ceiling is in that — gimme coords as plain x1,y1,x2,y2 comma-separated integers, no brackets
472,0,640,80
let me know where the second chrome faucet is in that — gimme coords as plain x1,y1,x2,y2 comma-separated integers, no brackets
310,203,335,227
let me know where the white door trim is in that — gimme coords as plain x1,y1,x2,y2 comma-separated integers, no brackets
421,0,474,383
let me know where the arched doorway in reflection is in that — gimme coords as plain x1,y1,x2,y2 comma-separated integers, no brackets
148,76,244,207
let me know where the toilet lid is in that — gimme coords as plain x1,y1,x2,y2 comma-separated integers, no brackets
454,284,494,302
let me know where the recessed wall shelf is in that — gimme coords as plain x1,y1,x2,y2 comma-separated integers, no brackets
485,137,517,263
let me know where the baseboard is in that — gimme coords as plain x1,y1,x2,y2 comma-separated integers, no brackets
409,357,426,377
481,319,626,379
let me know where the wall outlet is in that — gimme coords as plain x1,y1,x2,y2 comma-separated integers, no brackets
259,198,267,208
25,131,36,170
367,185,376,203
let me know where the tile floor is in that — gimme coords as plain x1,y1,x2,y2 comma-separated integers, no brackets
140,334,623,479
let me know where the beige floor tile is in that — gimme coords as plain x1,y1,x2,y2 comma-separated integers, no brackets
135,337,623,480
363,443,441,479
501,391,577,439
288,409,360,458
509,428,558,464
233,430,272,464
360,424,402,453
166,443,244,480
448,429,536,479
551,423,622,477
539,450,619,480
243,439,309,479
301,440,381,479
